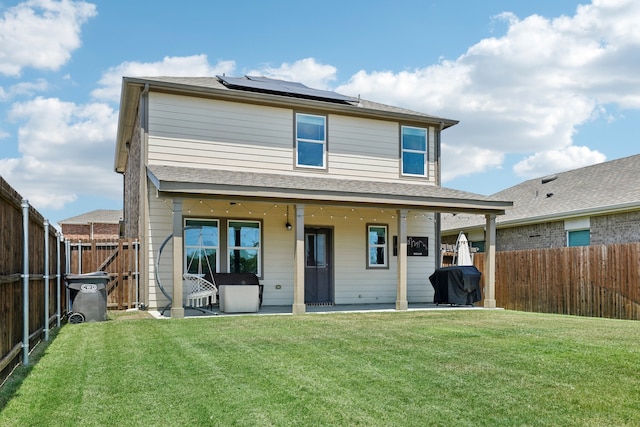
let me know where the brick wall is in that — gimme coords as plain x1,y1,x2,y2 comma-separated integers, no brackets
61,223,120,240
497,221,566,251
123,111,141,239
444,210,640,252
591,211,640,244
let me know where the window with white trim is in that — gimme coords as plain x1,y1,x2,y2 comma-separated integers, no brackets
296,113,326,168
367,224,388,268
568,229,590,247
401,126,428,176
184,219,219,275
228,220,261,275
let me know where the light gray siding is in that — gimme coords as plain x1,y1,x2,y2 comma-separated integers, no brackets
407,215,436,302
146,92,439,185
147,193,173,309
146,198,438,309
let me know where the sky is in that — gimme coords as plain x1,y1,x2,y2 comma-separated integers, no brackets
0,0,639,228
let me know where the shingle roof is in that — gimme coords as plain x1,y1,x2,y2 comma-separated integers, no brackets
59,209,123,225
442,154,640,231
147,165,512,215
130,76,456,124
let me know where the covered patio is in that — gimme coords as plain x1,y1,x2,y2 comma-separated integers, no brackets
146,165,512,318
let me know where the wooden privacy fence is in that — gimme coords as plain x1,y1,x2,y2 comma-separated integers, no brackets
1,176,67,384
474,242,640,320
65,239,140,310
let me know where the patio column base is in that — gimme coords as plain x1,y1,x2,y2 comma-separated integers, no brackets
170,307,185,319
395,300,408,310
484,299,497,308
292,303,306,315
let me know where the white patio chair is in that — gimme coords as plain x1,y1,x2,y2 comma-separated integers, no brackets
183,273,217,309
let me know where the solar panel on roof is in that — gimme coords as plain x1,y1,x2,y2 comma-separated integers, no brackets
216,75,356,103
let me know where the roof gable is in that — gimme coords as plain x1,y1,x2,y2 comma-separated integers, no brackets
59,209,123,225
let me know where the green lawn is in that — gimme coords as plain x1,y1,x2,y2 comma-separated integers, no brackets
1,310,639,426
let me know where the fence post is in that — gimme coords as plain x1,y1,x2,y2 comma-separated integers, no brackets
78,240,82,273
65,239,71,311
135,239,140,308
44,220,50,341
21,199,30,366
56,232,62,327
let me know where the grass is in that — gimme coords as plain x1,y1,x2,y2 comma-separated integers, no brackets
1,310,639,426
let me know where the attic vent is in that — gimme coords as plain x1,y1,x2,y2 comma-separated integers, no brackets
541,175,558,184
546,193,554,198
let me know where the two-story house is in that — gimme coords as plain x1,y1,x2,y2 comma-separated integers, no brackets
114,75,512,317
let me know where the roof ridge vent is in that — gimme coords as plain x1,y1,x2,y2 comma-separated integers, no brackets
541,175,558,184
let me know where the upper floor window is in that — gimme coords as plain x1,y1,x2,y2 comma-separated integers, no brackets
296,113,326,169
401,126,428,177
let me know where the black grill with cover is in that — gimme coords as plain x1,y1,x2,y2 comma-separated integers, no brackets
429,266,482,305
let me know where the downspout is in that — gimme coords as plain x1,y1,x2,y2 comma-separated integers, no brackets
140,83,150,308
435,122,444,269
21,199,30,366
44,220,50,341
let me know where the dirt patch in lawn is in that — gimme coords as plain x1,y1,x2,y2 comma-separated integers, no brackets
107,310,154,321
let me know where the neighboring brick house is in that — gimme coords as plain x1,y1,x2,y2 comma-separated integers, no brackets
442,154,640,251
59,209,123,241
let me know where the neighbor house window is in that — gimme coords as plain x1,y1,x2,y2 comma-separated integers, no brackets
228,220,261,275
568,229,590,247
401,126,428,176
296,113,326,168
367,224,388,268
184,219,219,275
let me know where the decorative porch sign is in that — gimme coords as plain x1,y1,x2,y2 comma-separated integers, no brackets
393,236,429,256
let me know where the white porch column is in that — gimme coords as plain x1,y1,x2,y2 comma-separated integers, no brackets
292,204,306,315
484,213,497,308
396,209,408,310
171,198,185,318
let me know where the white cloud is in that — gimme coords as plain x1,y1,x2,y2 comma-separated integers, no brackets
247,58,338,90
441,145,504,182
0,79,49,101
4,96,119,209
0,0,96,76
513,146,606,178
4,56,240,211
337,0,640,181
91,55,236,102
